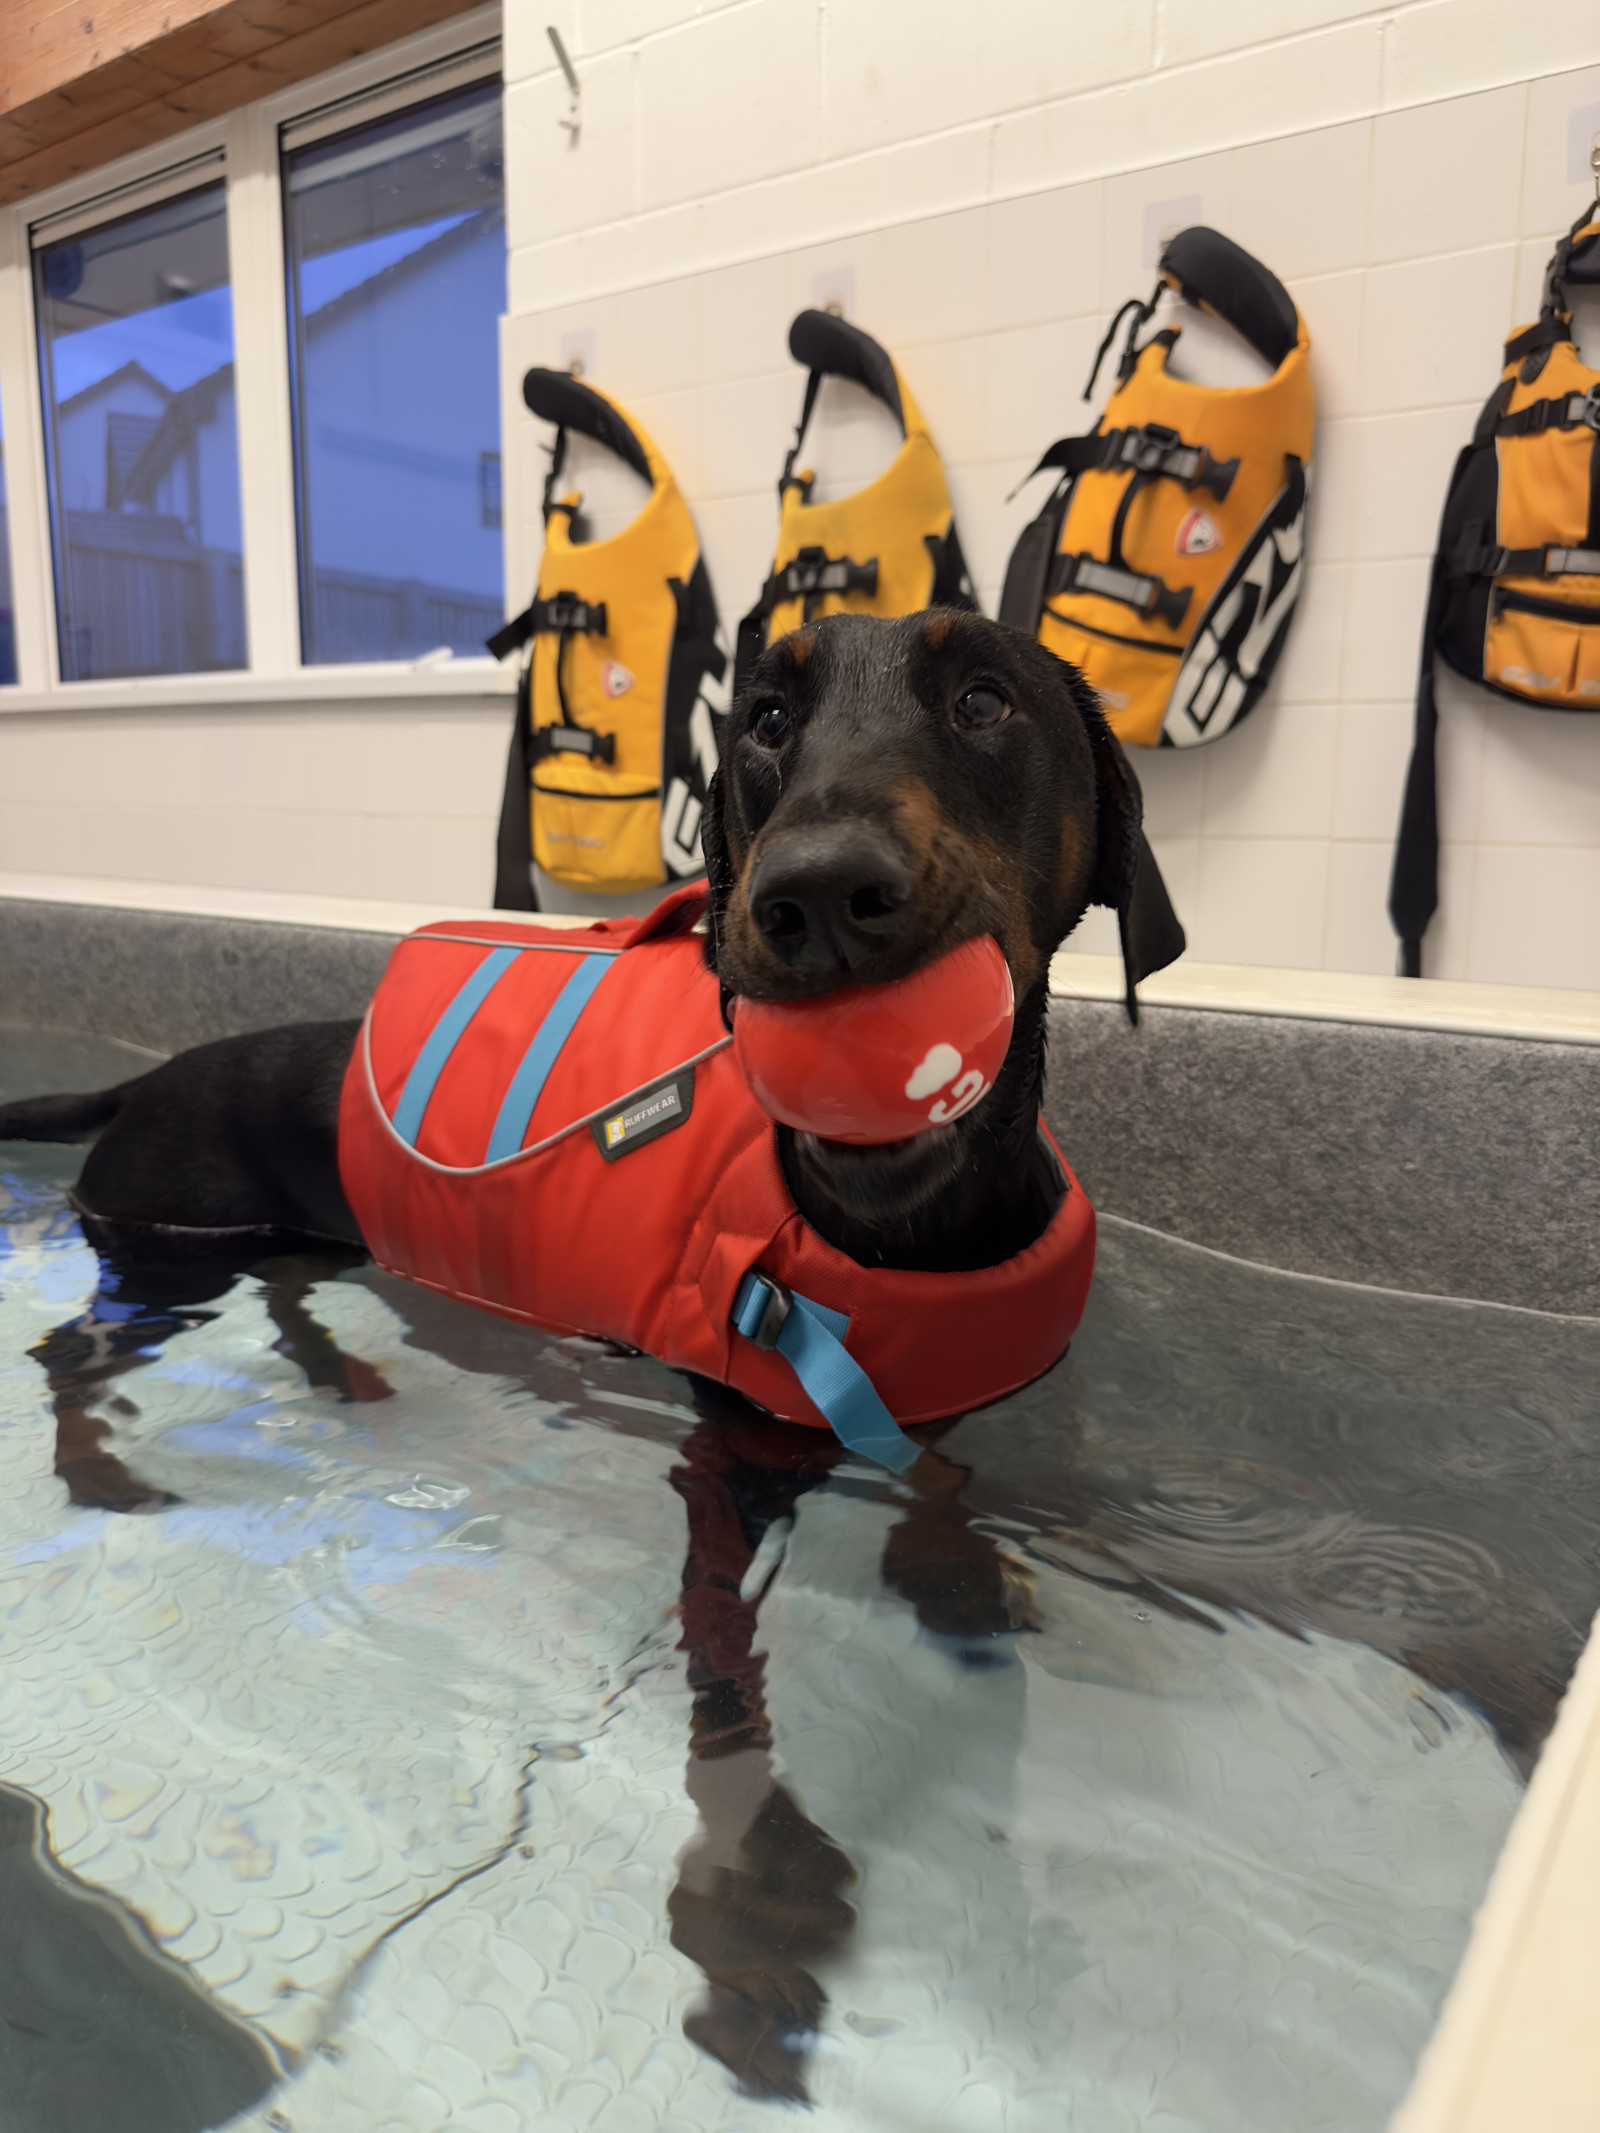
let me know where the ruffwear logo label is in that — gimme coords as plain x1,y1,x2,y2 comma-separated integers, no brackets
591,1073,694,1160
601,661,635,698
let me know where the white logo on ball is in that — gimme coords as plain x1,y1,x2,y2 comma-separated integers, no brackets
905,1044,991,1124
905,1043,962,1100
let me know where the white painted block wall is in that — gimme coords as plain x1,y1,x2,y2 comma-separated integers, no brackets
4,0,1600,987
503,2,1600,988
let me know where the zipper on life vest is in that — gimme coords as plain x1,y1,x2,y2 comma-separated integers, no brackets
533,784,664,801
1492,587,1600,625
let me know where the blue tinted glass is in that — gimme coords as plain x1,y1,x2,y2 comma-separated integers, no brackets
283,79,506,665
0,389,15,684
33,183,246,683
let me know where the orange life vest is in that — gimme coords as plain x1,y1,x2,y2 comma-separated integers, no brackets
337,886,1096,1468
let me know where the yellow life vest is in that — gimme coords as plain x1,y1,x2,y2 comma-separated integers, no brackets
1001,227,1315,751
1391,203,1600,975
734,310,975,687
491,370,726,904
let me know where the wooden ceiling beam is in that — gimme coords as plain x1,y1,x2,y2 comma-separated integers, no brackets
0,0,488,210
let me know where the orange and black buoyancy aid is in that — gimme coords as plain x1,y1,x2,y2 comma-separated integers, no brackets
1390,203,1600,975
1000,227,1315,751
337,884,1097,1471
491,370,728,905
733,309,977,689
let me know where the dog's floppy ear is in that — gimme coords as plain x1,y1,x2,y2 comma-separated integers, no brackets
1079,698,1187,1023
698,767,740,1021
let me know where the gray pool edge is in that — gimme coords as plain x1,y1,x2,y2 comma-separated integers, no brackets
4,895,1596,1315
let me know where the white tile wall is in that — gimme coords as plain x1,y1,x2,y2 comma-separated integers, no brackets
0,707,512,907
8,0,1600,985
484,9,1600,985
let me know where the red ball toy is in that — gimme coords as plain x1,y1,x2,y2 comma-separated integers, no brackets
732,935,1015,1145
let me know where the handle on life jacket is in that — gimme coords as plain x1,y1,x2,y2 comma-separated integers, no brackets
733,1271,920,1474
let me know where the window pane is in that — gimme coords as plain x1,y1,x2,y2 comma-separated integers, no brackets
0,390,15,685
283,79,506,666
33,183,247,683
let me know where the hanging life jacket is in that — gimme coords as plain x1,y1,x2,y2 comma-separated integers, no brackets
1000,227,1315,751
1390,204,1600,976
337,884,1097,1473
733,309,977,690
490,370,728,906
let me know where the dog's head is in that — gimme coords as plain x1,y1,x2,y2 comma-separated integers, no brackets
702,610,1183,1227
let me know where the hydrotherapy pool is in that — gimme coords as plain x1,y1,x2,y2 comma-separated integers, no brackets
3,1025,1598,2133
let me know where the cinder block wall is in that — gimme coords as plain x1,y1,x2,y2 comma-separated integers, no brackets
503,4,1600,989
3,2,1600,987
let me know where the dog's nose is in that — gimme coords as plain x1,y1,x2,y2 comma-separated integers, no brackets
747,826,914,975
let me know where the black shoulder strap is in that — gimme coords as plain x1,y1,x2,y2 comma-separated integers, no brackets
1389,444,1474,975
493,657,538,910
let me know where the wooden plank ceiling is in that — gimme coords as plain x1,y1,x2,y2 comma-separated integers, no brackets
0,0,487,209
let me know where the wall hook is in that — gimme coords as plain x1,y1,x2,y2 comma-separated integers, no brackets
547,26,581,146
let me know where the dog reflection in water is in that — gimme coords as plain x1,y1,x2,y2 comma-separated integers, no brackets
667,1396,1036,2101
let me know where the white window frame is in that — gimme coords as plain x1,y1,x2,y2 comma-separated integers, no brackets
0,1,510,713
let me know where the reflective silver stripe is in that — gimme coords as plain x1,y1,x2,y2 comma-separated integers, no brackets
1547,548,1600,575
1074,558,1156,609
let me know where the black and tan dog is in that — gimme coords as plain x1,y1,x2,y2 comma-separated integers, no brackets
0,609,1185,2101
0,611,1183,1280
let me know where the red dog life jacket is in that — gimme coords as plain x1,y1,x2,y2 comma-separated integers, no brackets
338,884,1096,1469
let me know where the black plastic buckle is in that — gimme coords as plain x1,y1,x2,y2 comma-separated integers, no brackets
1120,422,1181,474
534,725,616,764
1581,385,1600,432
1193,447,1240,499
534,592,608,635
778,546,879,601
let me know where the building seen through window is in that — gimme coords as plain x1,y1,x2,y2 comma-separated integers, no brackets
32,181,247,683
282,76,506,665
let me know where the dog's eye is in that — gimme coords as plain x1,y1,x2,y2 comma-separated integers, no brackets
751,700,790,746
953,686,1011,732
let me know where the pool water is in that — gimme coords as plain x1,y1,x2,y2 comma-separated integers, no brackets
3,1027,1598,2133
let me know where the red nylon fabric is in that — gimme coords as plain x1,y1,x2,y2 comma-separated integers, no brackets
338,884,1097,1430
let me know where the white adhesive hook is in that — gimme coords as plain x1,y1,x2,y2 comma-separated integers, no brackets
547,26,581,146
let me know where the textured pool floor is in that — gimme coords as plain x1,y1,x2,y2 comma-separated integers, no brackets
3,1029,1598,2133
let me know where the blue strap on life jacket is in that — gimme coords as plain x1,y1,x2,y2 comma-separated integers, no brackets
391,942,617,1154
393,945,522,1146
732,1271,919,1475
486,951,614,1161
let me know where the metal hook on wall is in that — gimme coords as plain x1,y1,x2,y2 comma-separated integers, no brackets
547,26,580,146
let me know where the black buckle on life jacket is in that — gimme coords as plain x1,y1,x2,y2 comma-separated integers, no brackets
1453,527,1600,580
533,724,616,764
1111,424,1240,499
532,592,608,635
1496,385,1600,439
1048,551,1193,629
767,545,880,619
